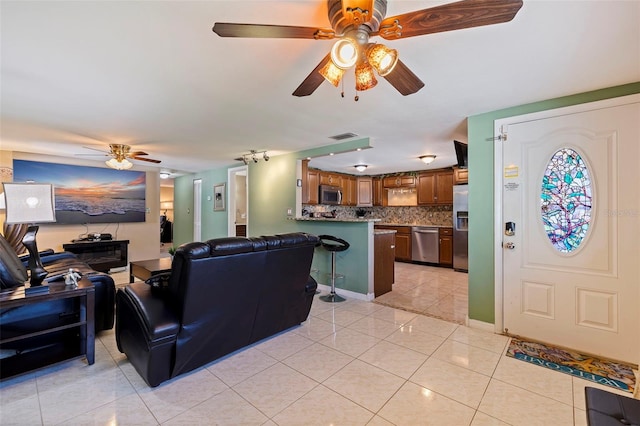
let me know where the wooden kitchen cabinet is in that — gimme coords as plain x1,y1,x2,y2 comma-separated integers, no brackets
375,225,411,262
374,231,395,297
302,161,319,204
453,167,468,184
418,169,454,205
319,171,342,187
439,227,453,267
357,177,373,206
383,175,416,188
373,177,384,206
343,175,357,206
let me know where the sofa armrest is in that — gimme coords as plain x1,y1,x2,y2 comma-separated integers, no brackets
117,283,180,343
584,386,640,425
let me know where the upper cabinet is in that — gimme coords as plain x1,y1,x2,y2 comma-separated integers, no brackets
383,175,416,188
453,167,468,184
373,177,384,206
319,171,342,187
418,170,454,205
302,160,319,204
343,175,358,206
357,177,373,207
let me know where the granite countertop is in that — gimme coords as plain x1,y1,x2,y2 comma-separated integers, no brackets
376,223,453,228
292,217,381,223
374,229,397,235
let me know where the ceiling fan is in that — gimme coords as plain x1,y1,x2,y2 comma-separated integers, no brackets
78,144,161,170
212,0,523,98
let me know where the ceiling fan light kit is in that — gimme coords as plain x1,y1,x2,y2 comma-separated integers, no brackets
320,60,345,86
212,0,523,98
106,158,133,170
355,61,377,91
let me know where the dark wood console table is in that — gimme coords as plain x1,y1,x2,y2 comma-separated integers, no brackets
63,239,129,272
0,278,95,380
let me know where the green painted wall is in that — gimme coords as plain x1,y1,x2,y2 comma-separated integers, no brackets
173,168,229,246
172,138,374,296
467,82,640,324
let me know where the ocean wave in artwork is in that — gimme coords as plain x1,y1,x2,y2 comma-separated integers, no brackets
56,195,145,216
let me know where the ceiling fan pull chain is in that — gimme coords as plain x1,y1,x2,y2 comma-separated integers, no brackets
341,78,345,98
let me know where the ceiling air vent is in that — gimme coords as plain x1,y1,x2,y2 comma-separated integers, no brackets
329,132,358,141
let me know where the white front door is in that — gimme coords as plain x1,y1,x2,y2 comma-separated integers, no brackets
498,95,639,364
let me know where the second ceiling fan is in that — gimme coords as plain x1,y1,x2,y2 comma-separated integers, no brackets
213,0,523,97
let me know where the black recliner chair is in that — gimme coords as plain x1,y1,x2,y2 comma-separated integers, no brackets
0,233,116,333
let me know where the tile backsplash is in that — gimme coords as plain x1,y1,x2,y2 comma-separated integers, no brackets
302,204,453,226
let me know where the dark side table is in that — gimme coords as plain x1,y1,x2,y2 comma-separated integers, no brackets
0,278,95,380
129,257,172,283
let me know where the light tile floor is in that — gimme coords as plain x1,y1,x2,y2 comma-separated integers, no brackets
1,268,630,425
375,262,469,324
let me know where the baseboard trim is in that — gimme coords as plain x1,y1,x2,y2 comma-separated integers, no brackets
467,318,496,333
315,283,372,301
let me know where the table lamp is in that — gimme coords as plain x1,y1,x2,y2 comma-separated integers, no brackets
2,182,56,294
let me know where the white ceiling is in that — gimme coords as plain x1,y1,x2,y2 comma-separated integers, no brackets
1,0,638,176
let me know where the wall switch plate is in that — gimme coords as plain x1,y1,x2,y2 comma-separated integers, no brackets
287,208,293,216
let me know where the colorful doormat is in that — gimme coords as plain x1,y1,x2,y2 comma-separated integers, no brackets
506,338,637,394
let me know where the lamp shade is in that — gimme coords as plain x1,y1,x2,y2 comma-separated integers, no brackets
319,60,345,86
355,62,377,91
419,155,437,164
330,38,358,69
2,183,56,224
106,158,133,170
366,44,398,76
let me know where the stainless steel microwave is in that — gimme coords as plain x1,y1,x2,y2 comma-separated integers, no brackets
319,184,342,205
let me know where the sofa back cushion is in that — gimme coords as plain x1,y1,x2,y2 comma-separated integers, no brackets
0,233,28,289
168,232,318,377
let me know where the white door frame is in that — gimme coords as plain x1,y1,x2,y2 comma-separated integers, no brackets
193,178,202,242
493,93,640,334
227,165,248,237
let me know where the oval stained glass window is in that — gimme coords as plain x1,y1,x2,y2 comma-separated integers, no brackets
541,148,593,253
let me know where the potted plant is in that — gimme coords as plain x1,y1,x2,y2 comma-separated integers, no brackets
168,246,177,258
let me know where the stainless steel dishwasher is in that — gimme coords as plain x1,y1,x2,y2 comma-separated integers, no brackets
411,226,439,263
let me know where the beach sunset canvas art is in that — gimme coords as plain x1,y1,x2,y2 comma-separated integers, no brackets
13,160,146,224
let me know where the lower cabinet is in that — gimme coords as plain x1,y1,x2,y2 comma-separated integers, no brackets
439,227,453,267
375,226,411,262
374,232,395,297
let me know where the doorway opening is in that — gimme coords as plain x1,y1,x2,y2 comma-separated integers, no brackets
227,166,248,237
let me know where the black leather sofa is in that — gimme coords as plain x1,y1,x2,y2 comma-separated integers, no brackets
585,386,640,425
0,234,116,334
116,232,319,387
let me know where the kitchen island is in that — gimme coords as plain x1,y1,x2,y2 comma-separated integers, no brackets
290,217,382,300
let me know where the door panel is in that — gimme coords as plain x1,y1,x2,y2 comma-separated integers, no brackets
502,99,639,363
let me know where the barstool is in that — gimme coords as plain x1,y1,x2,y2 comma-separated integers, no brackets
318,235,350,303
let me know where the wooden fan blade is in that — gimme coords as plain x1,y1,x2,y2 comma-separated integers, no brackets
378,0,523,40
81,145,109,153
292,53,332,97
128,151,148,156
131,156,161,164
383,60,425,96
213,23,335,40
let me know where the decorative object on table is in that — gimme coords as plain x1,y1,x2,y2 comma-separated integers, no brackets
355,208,368,218
213,183,226,211
2,182,56,294
506,337,636,394
64,268,82,287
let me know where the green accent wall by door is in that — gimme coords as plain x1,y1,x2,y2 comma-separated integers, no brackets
467,82,640,324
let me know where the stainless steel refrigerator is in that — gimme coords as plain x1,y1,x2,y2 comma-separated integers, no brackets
453,184,468,272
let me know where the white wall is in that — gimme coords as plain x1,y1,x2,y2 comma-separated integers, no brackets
1,151,161,263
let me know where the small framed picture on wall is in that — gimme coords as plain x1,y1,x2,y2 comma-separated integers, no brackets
213,183,226,211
